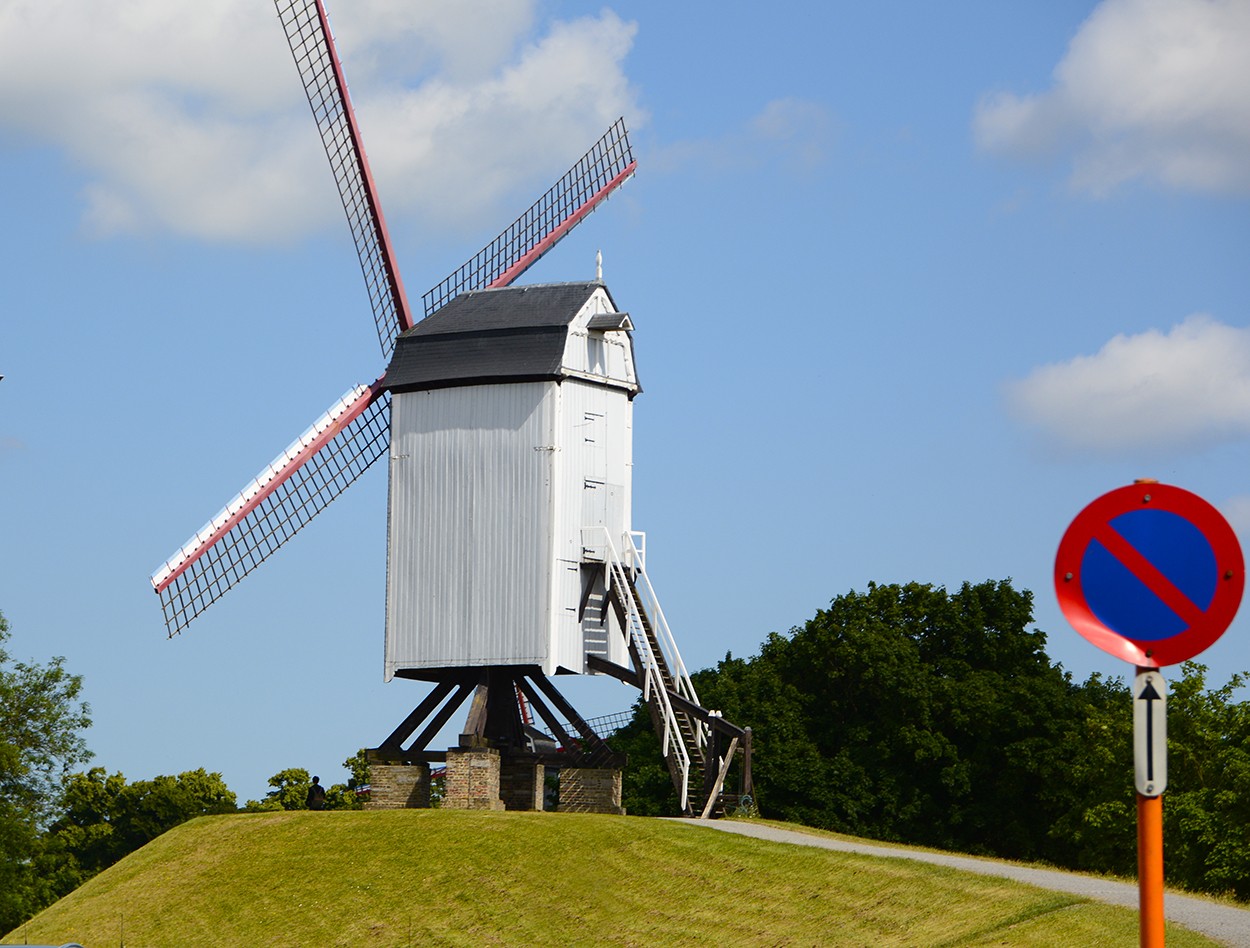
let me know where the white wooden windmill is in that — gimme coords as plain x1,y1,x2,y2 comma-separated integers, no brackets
150,0,747,816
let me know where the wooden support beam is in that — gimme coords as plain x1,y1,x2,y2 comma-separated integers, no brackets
410,681,474,753
459,671,491,746
379,679,458,751
699,736,739,820
678,698,744,739
741,727,753,800
586,654,640,685
703,724,721,803
515,676,580,752
481,667,526,750
529,674,624,767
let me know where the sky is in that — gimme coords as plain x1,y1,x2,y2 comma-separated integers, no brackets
2,0,1249,803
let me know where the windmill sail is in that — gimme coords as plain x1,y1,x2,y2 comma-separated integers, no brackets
150,384,388,635
422,118,636,318
276,0,415,357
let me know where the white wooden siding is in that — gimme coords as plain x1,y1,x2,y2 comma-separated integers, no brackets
385,382,557,678
552,380,632,669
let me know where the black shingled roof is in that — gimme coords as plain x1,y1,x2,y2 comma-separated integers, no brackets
384,282,632,394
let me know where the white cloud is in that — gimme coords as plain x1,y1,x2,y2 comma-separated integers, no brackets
0,0,640,242
360,11,641,232
1005,315,1250,455
974,0,1250,196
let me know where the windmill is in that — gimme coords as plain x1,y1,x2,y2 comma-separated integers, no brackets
150,0,748,816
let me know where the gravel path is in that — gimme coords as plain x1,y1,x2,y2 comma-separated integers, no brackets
671,818,1250,947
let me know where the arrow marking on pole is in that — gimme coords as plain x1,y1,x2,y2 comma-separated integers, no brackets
1138,677,1162,782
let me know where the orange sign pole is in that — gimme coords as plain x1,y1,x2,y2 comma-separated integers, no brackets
1137,791,1165,947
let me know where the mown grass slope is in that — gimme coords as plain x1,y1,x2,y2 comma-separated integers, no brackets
2,810,1218,947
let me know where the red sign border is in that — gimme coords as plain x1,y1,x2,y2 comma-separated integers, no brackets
1055,483,1244,667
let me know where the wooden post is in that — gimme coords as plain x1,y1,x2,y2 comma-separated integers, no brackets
704,722,722,805
699,736,739,820
741,727,753,800
1138,791,1165,947
458,673,491,747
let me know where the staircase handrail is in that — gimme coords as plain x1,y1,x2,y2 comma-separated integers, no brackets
589,526,691,812
623,531,701,716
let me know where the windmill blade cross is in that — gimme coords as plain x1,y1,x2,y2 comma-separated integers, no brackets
422,118,637,318
276,0,415,358
150,383,389,636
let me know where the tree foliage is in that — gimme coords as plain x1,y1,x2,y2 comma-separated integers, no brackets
244,752,369,812
0,610,92,934
1164,664,1250,899
37,768,237,897
618,580,1250,899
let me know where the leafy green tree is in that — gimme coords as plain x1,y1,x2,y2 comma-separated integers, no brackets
245,754,367,812
1042,672,1135,876
331,749,370,810
1162,663,1250,899
246,767,313,811
0,610,92,935
38,767,237,898
696,580,1101,859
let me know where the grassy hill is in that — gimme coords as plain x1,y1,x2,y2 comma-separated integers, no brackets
3,810,1218,947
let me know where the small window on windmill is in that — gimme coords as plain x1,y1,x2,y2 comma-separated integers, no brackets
584,312,632,377
586,332,606,374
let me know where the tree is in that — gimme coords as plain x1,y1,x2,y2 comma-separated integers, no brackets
694,580,1102,858
1162,663,1250,899
38,767,237,899
245,753,368,812
246,767,314,812
0,610,92,935
336,749,370,810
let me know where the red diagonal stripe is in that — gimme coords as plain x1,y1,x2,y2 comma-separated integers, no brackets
1092,523,1207,629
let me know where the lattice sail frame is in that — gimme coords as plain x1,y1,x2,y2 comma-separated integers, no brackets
150,1,636,637
152,386,389,636
421,118,636,317
277,0,415,358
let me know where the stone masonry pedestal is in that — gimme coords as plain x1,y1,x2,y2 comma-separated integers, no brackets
500,758,546,811
558,768,625,815
364,755,431,810
444,747,507,811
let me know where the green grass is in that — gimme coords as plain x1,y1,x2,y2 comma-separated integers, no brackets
4,810,1220,947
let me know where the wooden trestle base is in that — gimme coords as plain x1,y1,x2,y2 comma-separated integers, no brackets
363,665,626,814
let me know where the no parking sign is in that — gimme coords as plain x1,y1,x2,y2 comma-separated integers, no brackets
1055,482,1243,667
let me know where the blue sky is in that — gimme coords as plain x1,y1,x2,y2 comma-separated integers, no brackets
2,0,1248,802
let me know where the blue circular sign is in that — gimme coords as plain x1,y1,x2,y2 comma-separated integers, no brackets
1055,483,1243,666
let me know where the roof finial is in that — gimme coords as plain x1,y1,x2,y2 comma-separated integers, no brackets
596,249,603,282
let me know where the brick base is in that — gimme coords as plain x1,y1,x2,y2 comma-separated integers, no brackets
558,768,624,815
444,747,506,811
364,757,431,810
500,759,545,811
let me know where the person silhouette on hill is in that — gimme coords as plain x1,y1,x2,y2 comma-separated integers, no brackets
307,775,327,811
